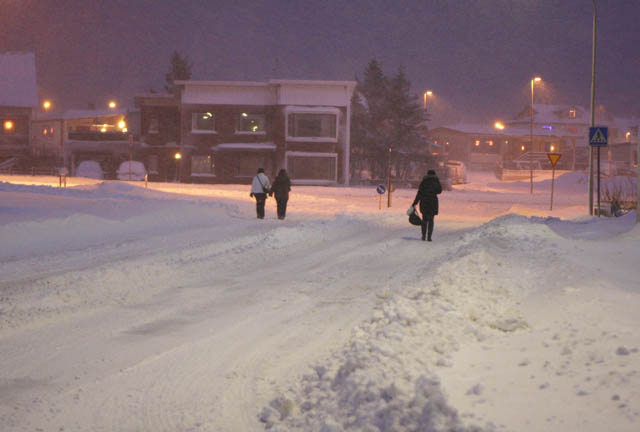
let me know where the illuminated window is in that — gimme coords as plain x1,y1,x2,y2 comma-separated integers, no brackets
521,145,526,151
192,112,215,133
236,113,265,134
475,140,480,147
569,108,576,118
488,140,494,147
287,113,336,139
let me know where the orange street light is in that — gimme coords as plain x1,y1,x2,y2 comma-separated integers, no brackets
494,121,505,130
108,101,117,109
423,90,433,110
42,100,52,111
4,120,14,131
174,152,182,160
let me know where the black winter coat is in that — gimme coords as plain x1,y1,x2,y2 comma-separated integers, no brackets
271,173,291,199
412,175,442,215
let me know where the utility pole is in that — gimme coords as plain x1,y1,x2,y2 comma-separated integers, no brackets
588,0,597,215
387,147,392,207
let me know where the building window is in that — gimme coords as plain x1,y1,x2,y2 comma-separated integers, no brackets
287,153,337,181
148,117,159,134
148,155,159,174
236,113,265,134
191,155,215,175
569,107,576,118
287,113,337,139
192,112,215,133
235,154,267,177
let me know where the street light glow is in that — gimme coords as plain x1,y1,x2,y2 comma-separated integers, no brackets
108,101,117,109
423,90,433,110
533,76,542,83
494,121,505,130
118,120,126,129
43,100,52,110
4,120,14,131
175,152,182,160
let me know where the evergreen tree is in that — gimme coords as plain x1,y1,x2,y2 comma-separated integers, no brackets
350,60,428,181
165,51,193,93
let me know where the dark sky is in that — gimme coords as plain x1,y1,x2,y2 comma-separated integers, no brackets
2,0,638,124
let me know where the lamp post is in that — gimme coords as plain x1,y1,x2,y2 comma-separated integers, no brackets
588,0,597,215
529,76,542,194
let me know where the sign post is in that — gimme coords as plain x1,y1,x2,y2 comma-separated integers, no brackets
387,147,392,208
376,184,386,209
589,126,608,217
128,134,133,181
547,153,562,211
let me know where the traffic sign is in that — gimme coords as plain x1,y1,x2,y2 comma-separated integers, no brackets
376,184,386,195
547,153,561,167
589,127,608,147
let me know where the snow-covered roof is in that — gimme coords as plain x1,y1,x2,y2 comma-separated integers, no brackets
34,108,128,122
432,123,585,138
510,104,589,125
0,52,37,107
283,106,341,114
212,142,276,151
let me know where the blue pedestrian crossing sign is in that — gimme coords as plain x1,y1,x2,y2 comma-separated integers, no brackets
376,184,386,195
589,127,608,147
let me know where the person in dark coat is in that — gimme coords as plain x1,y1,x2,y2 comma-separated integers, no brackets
270,169,291,220
412,169,442,241
249,168,271,219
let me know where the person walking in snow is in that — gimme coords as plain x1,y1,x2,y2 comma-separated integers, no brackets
411,169,442,241
270,169,291,220
249,168,271,219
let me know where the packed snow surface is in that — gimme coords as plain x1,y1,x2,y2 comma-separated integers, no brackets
0,171,638,431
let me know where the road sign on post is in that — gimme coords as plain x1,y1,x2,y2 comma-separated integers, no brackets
589,127,608,147
547,153,562,210
376,184,386,209
589,127,608,217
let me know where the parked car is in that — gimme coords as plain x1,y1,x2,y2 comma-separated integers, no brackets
76,160,104,179
117,161,147,181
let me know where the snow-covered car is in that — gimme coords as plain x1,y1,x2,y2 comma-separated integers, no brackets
75,160,104,179
117,161,147,181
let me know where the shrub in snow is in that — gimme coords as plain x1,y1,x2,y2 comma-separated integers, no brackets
602,176,637,213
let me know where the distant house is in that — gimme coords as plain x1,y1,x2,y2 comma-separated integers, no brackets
136,79,356,184
31,108,134,176
0,52,37,161
428,104,591,172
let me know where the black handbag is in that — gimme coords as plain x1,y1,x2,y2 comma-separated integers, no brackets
409,210,422,226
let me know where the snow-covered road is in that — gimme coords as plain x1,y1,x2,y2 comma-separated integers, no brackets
1,173,639,431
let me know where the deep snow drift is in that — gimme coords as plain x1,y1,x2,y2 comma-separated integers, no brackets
0,172,638,431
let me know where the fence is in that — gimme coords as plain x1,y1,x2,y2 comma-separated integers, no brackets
0,167,60,176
